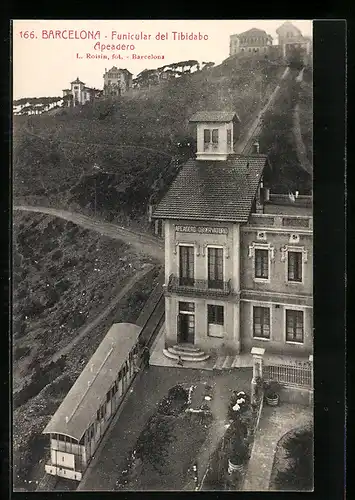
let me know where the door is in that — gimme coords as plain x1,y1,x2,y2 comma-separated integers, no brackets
178,313,195,344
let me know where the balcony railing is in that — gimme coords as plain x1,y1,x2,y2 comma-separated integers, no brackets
167,274,233,297
248,213,313,229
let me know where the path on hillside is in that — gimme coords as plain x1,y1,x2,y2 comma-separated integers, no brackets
13,264,157,395
49,264,155,365
13,205,164,262
235,67,290,154
292,103,312,175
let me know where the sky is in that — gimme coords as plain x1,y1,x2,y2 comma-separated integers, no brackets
12,20,312,100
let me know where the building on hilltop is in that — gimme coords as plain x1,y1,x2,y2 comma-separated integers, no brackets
229,28,273,57
62,77,102,107
103,67,133,97
276,21,311,59
152,111,313,361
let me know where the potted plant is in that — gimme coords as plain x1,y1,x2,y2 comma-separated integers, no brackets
264,380,281,406
228,440,249,474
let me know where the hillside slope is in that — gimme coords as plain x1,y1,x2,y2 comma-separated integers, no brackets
13,210,161,489
13,59,287,218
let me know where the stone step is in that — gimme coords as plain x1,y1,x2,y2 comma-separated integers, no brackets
163,348,210,362
222,355,234,370
172,344,201,353
213,357,226,371
168,347,206,359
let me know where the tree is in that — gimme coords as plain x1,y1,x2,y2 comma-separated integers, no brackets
202,61,215,70
274,428,314,491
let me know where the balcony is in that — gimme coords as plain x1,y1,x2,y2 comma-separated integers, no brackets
167,274,233,298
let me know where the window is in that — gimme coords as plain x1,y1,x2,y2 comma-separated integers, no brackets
179,301,195,313
207,247,224,289
179,245,194,286
253,306,270,339
203,129,211,150
288,251,302,282
208,305,224,325
227,129,232,151
203,128,219,150
212,129,219,149
255,249,269,279
207,305,224,338
286,310,304,343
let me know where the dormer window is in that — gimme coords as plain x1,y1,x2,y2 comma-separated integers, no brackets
204,129,219,151
189,111,240,161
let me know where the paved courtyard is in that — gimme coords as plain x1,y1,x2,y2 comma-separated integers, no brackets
78,365,252,491
243,402,313,491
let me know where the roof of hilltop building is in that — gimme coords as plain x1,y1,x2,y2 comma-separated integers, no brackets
236,28,273,39
152,155,269,222
189,111,240,123
71,77,85,84
276,21,303,35
43,322,142,441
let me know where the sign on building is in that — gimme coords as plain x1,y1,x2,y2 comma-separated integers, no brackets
175,225,228,235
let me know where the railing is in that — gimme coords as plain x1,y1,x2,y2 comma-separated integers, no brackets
167,274,233,297
264,362,312,388
248,213,312,229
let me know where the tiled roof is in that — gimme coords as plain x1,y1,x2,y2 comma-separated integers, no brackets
189,111,240,123
152,154,269,222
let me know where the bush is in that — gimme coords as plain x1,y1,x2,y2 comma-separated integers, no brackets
13,345,30,361
135,414,176,471
157,385,189,416
51,249,63,261
55,278,70,294
273,428,314,491
13,356,67,408
63,257,79,269
168,384,188,402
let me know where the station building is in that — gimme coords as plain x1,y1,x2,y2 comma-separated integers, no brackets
152,111,313,360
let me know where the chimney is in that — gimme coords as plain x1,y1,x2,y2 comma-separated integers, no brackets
252,141,260,154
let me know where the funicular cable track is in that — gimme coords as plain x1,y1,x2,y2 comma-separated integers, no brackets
46,270,165,492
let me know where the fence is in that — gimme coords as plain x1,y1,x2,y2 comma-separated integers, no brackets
264,362,312,388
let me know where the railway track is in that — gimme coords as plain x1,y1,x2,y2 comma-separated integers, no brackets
39,276,165,492
238,66,305,156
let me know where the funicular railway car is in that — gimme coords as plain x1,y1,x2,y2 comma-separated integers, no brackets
42,323,143,482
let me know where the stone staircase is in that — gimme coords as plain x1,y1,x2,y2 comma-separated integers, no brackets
213,354,254,370
163,343,210,362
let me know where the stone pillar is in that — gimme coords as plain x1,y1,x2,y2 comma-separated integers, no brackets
250,347,265,405
154,219,159,236
308,354,313,406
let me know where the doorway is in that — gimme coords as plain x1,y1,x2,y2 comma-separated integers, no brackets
178,313,195,344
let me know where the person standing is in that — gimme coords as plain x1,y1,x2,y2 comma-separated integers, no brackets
142,346,150,368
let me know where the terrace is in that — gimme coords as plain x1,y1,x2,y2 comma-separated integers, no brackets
247,213,312,230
